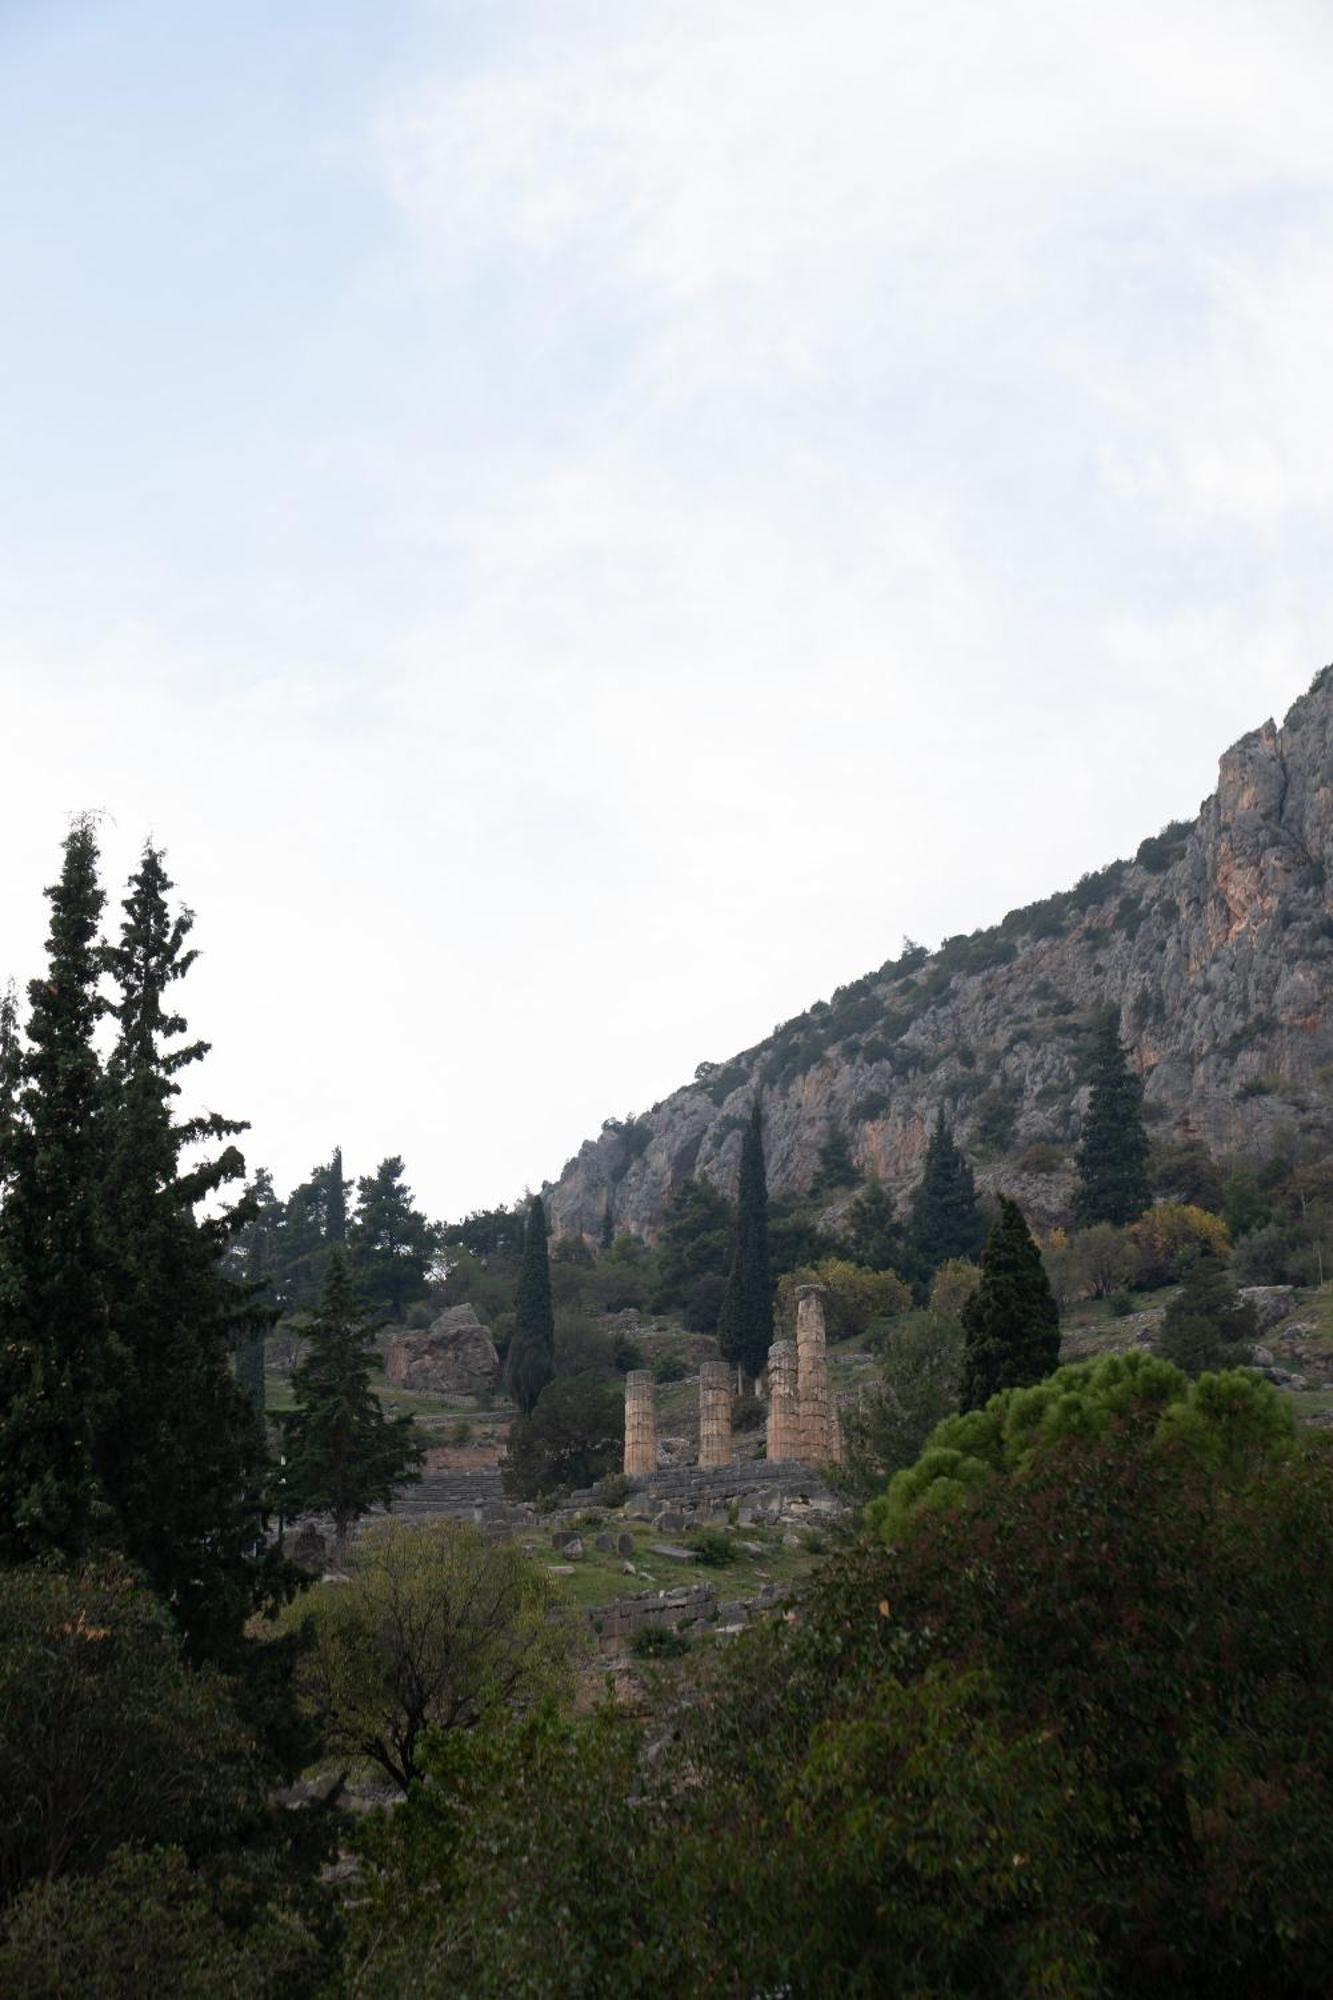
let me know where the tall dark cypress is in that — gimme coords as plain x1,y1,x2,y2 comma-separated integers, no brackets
0,981,20,1193
1073,1009,1151,1228
909,1113,985,1278
717,1099,773,1381
506,1196,555,1414
326,1145,349,1244
100,843,283,1658
0,822,113,1561
959,1196,1060,1411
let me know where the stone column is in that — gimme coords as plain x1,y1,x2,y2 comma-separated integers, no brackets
766,1339,801,1462
795,1283,831,1464
826,1394,846,1467
697,1359,733,1469
623,1369,657,1478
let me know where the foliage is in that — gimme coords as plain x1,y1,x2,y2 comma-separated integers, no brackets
0,822,112,1563
776,1256,910,1339
288,1520,570,1790
811,1123,859,1192
908,1113,985,1279
838,1310,965,1500
0,1560,263,1903
505,1197,556,1413
501,1374,623,1500
652,1175,734,1330
99,843,283,1658
1073,1008,1151,1227
866,1348,1290,1541
841,1178,905,1271
348,1156,438,1321
717,1101,774,1379
283,1246,423,1543
1126,1200,1229,1286
958,1197,1060,1412
1157,1252,1258,1377
1151,1138,1225,1211
631,1626,691,1660
927,1257,980,1316
343,1395,1333,1995
0,1844,325,2000
688,1529,738,1569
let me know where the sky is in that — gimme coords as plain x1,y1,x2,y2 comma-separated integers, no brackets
4,0,1333,1221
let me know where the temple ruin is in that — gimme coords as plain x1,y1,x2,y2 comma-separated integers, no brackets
622,1283,843,1478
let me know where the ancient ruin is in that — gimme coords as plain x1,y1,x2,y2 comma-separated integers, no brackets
623,1368,657,1478
697,1358,734,1469
765,1338,801,1462
622,1287,843,1479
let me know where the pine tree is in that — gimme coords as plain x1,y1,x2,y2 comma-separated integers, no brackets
959,1196,1060,1411
1073,1009,1151,1228
1158,1253,1258,1378
229,1165,287,1412
844,1180,905,1272
506,1197,556,1414
0,823,114,1562
99,843,282,1657
717,1100,774,1381
909,1113,985,1279
654,1176,735,1331
284,1246,423,1544
348,1155,437,1321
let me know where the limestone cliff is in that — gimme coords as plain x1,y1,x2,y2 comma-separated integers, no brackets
545,669,1333,1240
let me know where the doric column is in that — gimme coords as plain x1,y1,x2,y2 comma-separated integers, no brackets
795,1283,831,1464
697,1358,733,1469
623,1369,657,1478
766,1339,801,1462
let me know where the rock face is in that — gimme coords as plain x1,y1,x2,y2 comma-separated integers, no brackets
384,1305,500,1398
545,668,1333,1241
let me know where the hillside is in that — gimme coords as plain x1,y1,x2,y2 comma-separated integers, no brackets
545,667,1333,1240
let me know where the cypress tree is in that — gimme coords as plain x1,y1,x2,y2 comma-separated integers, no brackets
506,1196,555,1414
348,1155,437,1321
717,1100,773,1381
959,1196,1061,1411
0,980,20,1194
0,822,113,1562
909,1113,985,1278
284,1245,423,1544
1158,1253,1257,1378
1074,1009,1151,1228
326,1145,349,1244
100,842,282,1657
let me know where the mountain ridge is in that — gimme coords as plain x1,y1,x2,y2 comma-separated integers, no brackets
544,667,1333,1241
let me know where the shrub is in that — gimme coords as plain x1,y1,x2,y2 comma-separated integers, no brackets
448,1419,474,1446
689,1530,738,1569
776,1258,911,1340
631,1626,692,1660
285,1519,570,1789
1016,1140,1065,1175
593,1472,631,1508
502,1375,624,1501
1126,1203,1229,1288
652,1354,689,1385
731,1392,765,1433
927,1259,980,1318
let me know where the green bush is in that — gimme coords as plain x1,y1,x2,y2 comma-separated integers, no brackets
630,1625,692,1660
688,1530,738,1569
652,1354,689,1384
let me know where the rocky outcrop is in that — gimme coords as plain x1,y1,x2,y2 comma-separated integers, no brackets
545,668,1333,1240
384,1304,500,1398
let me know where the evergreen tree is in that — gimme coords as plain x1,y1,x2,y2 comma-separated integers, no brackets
1073,1009,1151,1228
506,1197,555,1414
1157,1252,1258,1377
717,1101,773,1381
653,1176,735,1331
843,1180,905,1273
812,1124,859,1193
229,1166,287,1411
99,843,282,1657
0,980,20,1194
959,1196,1060,1412
0,822,113,1562
909,1114,985,1279
348,1156,437,1321
326,1146,348,1244
284,1246,423,1544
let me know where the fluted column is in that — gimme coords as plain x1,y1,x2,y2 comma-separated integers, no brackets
623,1369,657,1478
795,1283,831,1464
766,1339,801,1462
697,1358,733,1468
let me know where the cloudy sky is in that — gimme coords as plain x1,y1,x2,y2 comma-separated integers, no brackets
3,0,1333,1219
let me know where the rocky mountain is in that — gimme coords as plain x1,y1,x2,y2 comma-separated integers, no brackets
544,668,1333,1241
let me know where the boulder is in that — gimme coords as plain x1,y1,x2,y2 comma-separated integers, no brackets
384,1304,500,1397
1240,1286,1297,1333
